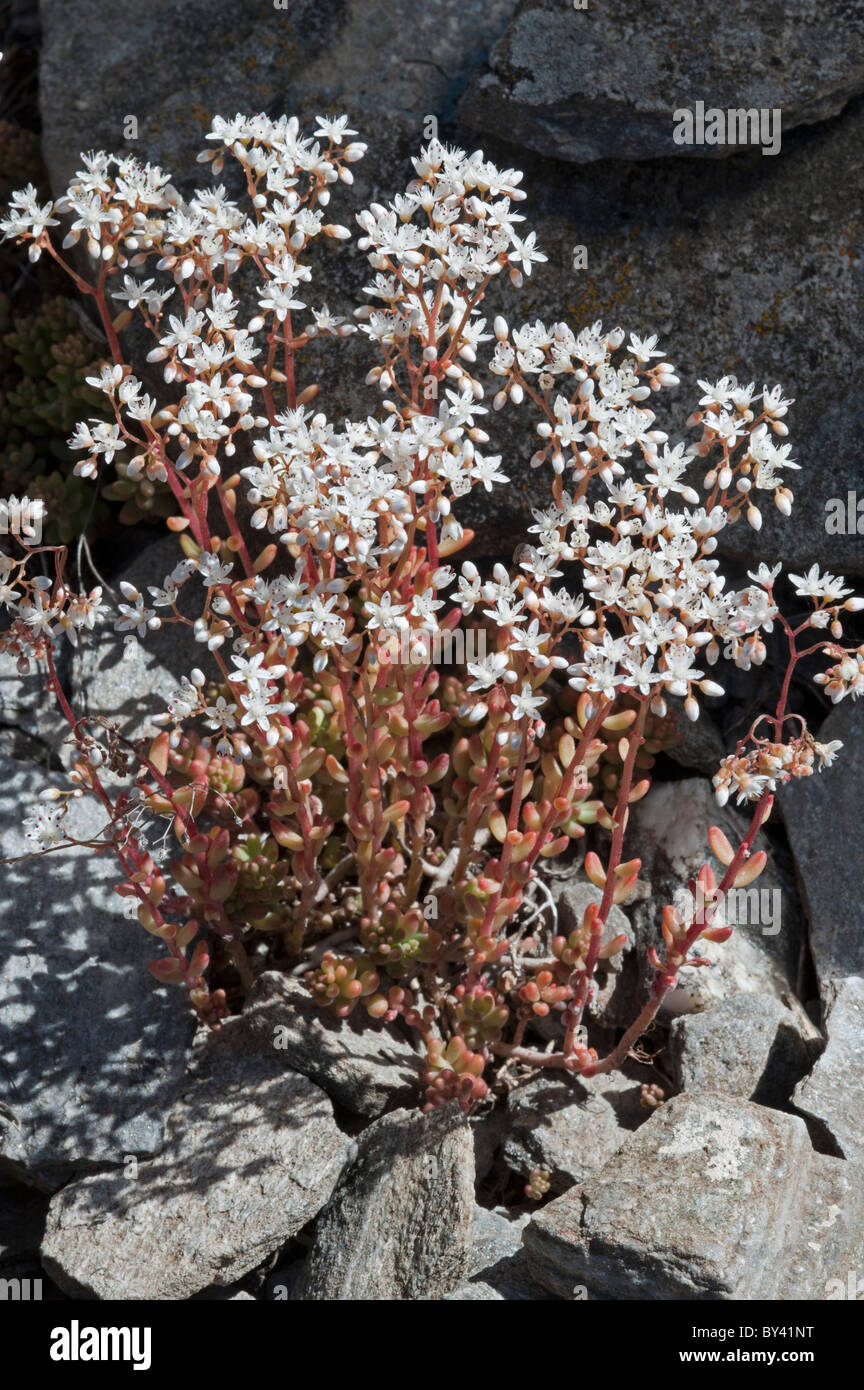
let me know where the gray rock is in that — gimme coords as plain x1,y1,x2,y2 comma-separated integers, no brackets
471,1107,506,1181
523,1091,864,1300
460,0,864,163
794,976,864,1160
297,1104,474,1300
0,724,61,768
664,700,727,779
265,0,520,160
453,102,864,584
0,1186,48,1275
779,701,864,990
441,1281,508,1301
775,1151,864,1301
502,1070,647,1195
191,1283,258,1301
467,1205,530,1274
443,1206,554,1300
670,992,820,1106
626,779,802,1014
0,647,70,760
0,758,194,1191
39,0,519,194
72,535,199,749
41,1011,349,1300
242,971,423,1118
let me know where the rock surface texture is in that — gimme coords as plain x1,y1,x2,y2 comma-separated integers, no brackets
70,535,199,748
0,648,69,761
502,1070,647,1194
780,703,864,988
297,1104,475,1300
41,1007,349,1300
793,976,864,1160
523,1092,864,1300
626,779,803,1013
38,0,520,192
670,993,820,1105
0,1184,48,1276
549,880,636,1027
0,759,194,1191
460,0,864,162
442,1206,555,1300
242,972,423,1117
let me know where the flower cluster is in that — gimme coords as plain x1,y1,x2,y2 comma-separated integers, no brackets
1,116,860,1104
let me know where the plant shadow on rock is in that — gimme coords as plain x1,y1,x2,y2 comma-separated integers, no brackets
0,757,195,1191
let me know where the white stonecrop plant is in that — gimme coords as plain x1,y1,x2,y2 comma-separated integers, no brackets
1,114,861,1112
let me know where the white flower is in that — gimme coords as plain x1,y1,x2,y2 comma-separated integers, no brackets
621,654,661,694
313,114,359,144
110,274,169,312
457,571,483,614
627,333,662,362
466,652,511,691
747,563,782,588
814,739,843,770
238,689,287,731
230,651,288,687
762,384,794,417
197,553,234,586
160,309,205,358
167,678,200,720
509,681,546,721
508,618,550,665
257,283,306,321
115,591,160,635
363,593,408,633
645,444,699,503
204,696,238,730
483,596,527,630
0,185,58,246
507,231,546,278
788,565,851,604
68,419,125,473
471,453,509,491
23,804,66,848
18,593,58,633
